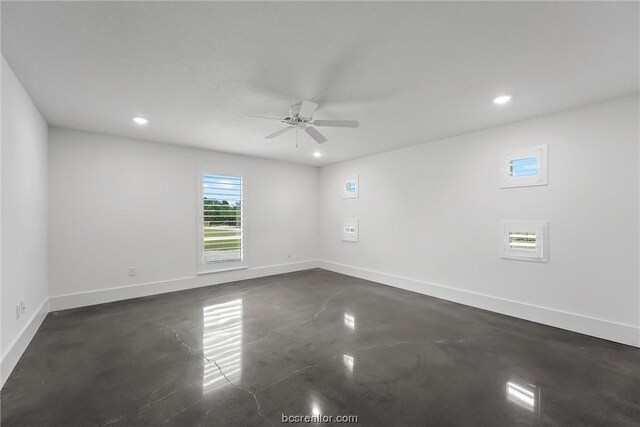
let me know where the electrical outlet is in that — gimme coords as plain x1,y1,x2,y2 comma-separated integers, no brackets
128,267,136,277
21,299,26,313
287,251,292,258
16,304,21,319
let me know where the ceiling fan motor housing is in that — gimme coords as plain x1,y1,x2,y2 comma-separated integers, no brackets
289,102,303,116
281,115,309,127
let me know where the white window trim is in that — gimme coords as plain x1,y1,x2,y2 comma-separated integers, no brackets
501,145,548,188
501,220,549,263
197,165,248,274
343,174,359,199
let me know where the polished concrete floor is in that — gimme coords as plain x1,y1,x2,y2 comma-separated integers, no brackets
1,269,638,426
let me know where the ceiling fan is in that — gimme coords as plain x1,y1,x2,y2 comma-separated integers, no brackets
246,100,359,144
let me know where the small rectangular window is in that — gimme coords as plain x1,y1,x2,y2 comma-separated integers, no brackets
343,174,359,199
342,218,359,242
508,231,537,250
509,157,537,177
502,221,548,262
199,169,245,271
501,145,547,188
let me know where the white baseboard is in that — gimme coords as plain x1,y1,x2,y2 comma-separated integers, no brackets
8,258,636,392
318,260,640,347
1,298,49,387
49,260,320,311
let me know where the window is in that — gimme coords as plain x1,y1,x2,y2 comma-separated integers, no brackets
501,145,547,188
198,169,245,271
343,175,359,199
502,221,548,262
508,231,537,250
510,157,537,177
342,218,359,242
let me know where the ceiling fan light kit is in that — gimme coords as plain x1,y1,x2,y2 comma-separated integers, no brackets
247,99,359,146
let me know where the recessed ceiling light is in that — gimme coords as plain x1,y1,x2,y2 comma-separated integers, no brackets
493,95,512,105
313,152,323,158
133,117,148,125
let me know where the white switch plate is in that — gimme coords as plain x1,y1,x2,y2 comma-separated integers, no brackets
128,267,137,277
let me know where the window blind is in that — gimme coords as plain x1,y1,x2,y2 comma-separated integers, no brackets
202,173,243,263
508,231,537,250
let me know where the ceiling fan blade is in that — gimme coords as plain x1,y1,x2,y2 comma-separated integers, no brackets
305,126,328,144
265,127,294,139
244,115,283,121
312,120,359,128
298,100,318,119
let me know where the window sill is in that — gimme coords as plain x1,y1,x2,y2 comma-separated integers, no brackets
197,265,249,275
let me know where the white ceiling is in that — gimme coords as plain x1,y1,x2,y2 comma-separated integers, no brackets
2,1,638,166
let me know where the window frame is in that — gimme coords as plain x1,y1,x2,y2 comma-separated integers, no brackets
501,221,549,263
343,174,359,199
197,165,248,274
500,145,548,188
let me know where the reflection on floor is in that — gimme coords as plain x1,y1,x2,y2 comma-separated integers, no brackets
1,269,638,426
203,299,243,395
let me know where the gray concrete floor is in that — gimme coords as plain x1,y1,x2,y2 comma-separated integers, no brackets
1,269,638,426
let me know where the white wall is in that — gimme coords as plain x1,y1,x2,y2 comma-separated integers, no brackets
1,56,49,384
319,95,640,346
48,127,319,309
